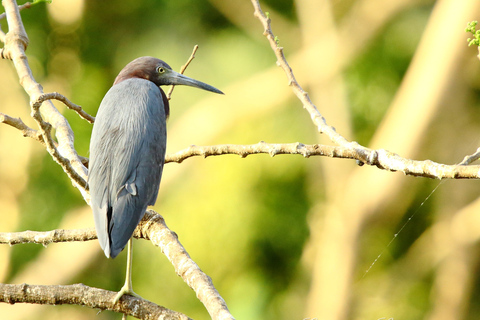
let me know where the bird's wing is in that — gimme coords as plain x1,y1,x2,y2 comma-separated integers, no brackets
89,79,167,258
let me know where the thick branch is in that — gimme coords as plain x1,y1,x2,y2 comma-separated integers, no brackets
0,1,32,21
2,0,89,201
0,283,192,320
136,210,235,320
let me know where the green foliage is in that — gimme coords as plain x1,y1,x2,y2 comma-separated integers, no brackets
466,21,480,47
31,0,52,5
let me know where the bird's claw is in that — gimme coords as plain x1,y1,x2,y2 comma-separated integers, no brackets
113,285,141,304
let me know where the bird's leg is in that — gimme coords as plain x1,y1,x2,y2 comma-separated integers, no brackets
113,238,141,303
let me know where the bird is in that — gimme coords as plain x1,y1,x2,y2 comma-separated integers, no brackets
88,56,223,303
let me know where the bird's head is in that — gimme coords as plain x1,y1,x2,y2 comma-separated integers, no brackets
114,56,223,94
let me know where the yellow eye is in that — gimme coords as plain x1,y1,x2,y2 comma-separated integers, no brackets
157,67,165,74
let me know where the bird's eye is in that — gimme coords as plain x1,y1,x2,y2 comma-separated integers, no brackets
157,67,165,74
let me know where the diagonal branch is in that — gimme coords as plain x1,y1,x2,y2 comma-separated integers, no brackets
136,210,234,320
0,210,235,320
0,111,44,144
249,0,480,180
167,45,199,100
250,0,349,146
1,0,89,201
249,0,375,160
0,283,192,320
31,94,88,190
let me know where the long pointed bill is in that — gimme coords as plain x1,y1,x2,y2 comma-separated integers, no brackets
169,71,224,94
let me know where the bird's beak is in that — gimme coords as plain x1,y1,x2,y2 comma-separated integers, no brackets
168,71,224,94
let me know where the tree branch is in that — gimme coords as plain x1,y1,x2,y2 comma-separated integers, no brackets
0,283,192,320
0,228,97,246
167,45,199,100
249,0,480,180
250,0,350,146
0,1,32,21
136,210,234,320
0,210,235,320
34,92,95,124
30,93,88,190
165,142,480,179
0,111,44,144
1,0,89,201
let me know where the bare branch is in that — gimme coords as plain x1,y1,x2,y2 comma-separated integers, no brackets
249,1,349,145
0,27,5,43
35,92,95,123
0,1,32,21
459,147,480,165
0,228,97,246
0,283,192,320
137,210,235,320
166,45,199,100
0,211,236,320
249,0,387,168
31,93,88,190
0,111,44,144
165,142,480,180
2,0,89,201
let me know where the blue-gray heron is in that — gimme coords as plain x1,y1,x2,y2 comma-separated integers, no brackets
89,56,223,302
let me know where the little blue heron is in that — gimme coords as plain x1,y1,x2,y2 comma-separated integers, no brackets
89,56,223,303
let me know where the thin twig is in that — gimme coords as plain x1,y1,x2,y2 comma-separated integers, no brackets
31,94,88,190
0,1,32,21
459,147,480,165
35,92,95,123
166,45,199,100
0,283,192,320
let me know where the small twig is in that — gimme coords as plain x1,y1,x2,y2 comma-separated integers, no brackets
0,283,192,320
166,45,199,100
0,112,44,144
0,1,32,21
34,92,95,123
30,94,88,190
0,28,5,43
459,147,480,165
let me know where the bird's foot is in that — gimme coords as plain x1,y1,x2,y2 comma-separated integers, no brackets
113,284,141,304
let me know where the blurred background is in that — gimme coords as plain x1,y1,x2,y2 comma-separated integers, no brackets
2,0,480,319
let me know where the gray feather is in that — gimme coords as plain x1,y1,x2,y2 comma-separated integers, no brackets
89,78,167,258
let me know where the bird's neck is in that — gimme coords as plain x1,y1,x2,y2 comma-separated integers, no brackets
159,88,170,119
